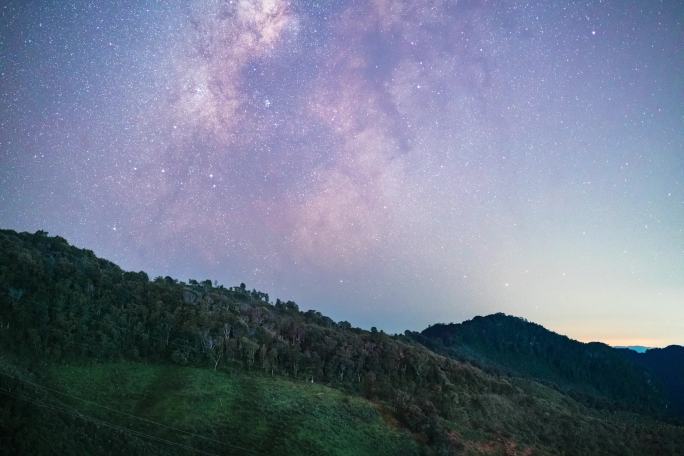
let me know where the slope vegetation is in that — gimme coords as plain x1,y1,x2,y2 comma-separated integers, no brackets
1,229,683,455
0,358,417,455
415,314,670,416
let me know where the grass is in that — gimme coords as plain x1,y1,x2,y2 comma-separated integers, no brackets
36,361,420,456
3,355,683,456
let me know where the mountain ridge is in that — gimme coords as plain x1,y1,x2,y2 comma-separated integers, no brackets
413,313,683,419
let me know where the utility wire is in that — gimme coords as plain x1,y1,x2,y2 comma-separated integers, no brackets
0,386,221,456
0,369,259,456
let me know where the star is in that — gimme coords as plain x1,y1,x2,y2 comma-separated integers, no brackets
0,0,681,344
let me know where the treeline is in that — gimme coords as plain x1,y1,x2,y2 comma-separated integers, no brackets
1,229,684,455
0,229,507,453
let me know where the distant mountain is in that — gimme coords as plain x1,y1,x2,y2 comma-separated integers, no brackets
615,345,651,353
413,313,672,417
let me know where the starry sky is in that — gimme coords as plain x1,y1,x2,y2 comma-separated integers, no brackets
1,0,683,346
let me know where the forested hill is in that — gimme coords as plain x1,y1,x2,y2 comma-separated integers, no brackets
1,228,684,455
414,313,682,418
620,345,684,418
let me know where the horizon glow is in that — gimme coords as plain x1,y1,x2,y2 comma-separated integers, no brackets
1,0,682,346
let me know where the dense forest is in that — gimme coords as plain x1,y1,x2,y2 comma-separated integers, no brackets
1,228,683,455
414,314,681,416
619,345,684,418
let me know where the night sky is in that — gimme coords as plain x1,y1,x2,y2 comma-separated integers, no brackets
1,0,682,346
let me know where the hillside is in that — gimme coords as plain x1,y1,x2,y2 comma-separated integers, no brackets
1,228,684,455
0,358,418,455
413,314,676,417
620,346,684,418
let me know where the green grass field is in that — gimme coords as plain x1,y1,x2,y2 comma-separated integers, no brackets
1,360,420,456
4,356,684,455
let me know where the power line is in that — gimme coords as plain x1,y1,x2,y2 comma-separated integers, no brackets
0,386,221,456
0,369,259,456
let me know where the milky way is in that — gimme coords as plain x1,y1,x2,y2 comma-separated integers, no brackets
1,0,683,345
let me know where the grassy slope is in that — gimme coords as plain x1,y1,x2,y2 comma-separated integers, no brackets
1,359,420,456
4,359,684,456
